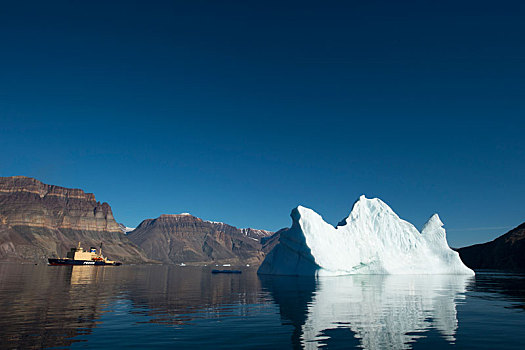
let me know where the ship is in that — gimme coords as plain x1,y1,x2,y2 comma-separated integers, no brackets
48,242,122,266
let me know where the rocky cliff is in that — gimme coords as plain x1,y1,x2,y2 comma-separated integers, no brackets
261,228,286,255
128,214,274,265
458,223,525,271
0,176,149,263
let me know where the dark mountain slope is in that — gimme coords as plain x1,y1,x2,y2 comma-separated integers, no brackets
458,223,525,271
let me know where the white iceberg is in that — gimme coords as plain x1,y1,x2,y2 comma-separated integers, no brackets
258,195,474,276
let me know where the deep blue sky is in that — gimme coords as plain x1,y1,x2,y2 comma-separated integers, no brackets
1,1,524,247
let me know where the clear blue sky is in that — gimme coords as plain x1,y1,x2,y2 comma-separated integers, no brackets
1,1,524,247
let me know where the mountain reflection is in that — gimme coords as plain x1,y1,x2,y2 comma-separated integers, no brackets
0,265,266,349
473,271,525,310
125,265,266,324
0,265,114,349
0,265,482,349
262,274,472,349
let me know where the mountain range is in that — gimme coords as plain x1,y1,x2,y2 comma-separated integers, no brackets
127,213,273,265
0,176,275,265
1,176,524,271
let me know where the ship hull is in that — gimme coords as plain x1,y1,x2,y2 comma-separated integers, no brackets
48,258,122,266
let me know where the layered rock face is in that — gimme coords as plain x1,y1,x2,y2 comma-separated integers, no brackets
458,223,525,271
0,176,149,263
128,214,273,265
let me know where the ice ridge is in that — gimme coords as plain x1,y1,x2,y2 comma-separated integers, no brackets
258,195,474,276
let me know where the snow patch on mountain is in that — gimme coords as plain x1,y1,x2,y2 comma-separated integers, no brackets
118,223,136,234
204,220,273,239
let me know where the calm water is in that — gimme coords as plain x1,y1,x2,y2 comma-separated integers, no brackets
0,264,524,349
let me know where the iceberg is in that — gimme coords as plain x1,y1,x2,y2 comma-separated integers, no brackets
258,195,474,276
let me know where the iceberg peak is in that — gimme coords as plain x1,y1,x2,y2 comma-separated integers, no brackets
422,213,444,234
352,195,398,216
258,196,474,276
338,195,398,228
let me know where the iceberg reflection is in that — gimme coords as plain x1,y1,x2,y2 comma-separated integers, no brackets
263,274,472,349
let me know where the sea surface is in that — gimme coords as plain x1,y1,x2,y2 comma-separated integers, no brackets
0,264,524,349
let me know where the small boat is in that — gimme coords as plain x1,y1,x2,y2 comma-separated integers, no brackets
48,242,122,266
211,269,242,274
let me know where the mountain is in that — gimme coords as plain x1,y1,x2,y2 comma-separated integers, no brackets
261,228,285,255
457,223,525,271
0,176,149,263
127,213,273,265
258,195,474,276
